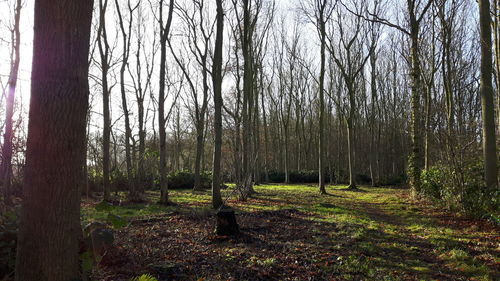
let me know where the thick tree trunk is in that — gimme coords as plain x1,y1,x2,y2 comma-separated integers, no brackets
408,23,423,196
15,1,93,280
479,0,499,189
240,0,256,197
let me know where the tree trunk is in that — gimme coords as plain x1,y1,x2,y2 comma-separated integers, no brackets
493,0,500,135
211,0,224,209
98,0,111,202
1,0,21,206
194,124,204,190
318,8,327,194
158,0,174,204
115,0,137,200
261,87,270,183
284,127,289,184
408,22,423,196
240,0,256,197
346,118,356,189
479,0,499,189
15,0,93,280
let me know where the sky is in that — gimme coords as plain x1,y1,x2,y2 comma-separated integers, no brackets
0,0,298,113
0,0,34,110
0,0,465,137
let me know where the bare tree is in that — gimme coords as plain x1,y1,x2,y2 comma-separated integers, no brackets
158,0,175,204
231,0,264,198
128,1,156,194
97,0,113,201
356,0,434,195
115,0,140,200
327,0,375,189
1,0,21,206
301,0,334,194
212,0,224,209
169,0,214,191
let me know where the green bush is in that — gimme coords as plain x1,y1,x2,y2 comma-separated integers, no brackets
0,207,19,279
289,170,319,183
267,170,285,183
420,167,443,199
379,174,407,186
167,170,212,189
420,161,499,218
266,170,332,183
355,174,372,185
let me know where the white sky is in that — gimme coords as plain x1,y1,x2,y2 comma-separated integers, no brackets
0,0,34,110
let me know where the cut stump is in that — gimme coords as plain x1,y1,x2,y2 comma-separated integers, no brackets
215,208,240,236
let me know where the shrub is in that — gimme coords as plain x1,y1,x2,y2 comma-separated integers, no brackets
167,170,212,189
379,174,407,186
267,170,285,183
266,170,332,183
420,167,443,199
0,207,19,279
355,174,372,185
111,170,129,191
420,161,499,218
289,170,319,183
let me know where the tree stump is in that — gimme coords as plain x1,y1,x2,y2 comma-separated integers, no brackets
215,208,240,236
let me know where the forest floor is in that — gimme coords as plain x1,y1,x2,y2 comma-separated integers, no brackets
82,184,500,281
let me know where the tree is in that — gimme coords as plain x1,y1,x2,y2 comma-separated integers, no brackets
478,0,499,189
360,0,434,195
1,0,22,206
97,0,112,201
231,0,263,198
169,0,213,191
15,0,94,280
158,0,175,204
327,0,375,189
129,1,156,194
212,0,224,209
115,0,140,200
301,0,333,194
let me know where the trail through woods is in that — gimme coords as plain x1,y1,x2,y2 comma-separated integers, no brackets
84,185,499,281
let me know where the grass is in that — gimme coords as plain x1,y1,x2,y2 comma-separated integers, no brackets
82,184,499,280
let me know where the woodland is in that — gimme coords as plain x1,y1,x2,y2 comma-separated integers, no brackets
0,0,499,280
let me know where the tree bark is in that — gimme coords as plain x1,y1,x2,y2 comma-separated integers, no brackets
97,0,111,202
158,0,174,204
211,0,224,209
408,19,424,196
479,0,499,189
15,0,93,280
318,1,327,194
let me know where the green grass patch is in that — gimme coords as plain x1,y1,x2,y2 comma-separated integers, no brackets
81,184,499,280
